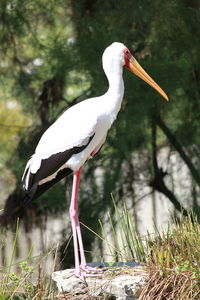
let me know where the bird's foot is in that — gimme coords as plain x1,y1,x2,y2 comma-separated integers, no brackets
80,264,105,276
66,265,105,281
73,268,103,281
74,269,87,281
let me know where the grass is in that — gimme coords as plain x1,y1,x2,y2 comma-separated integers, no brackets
98,202,200,300
98,195,147,263
0,205,200,299
140,212,200,299
0,253,59,299
0,218,59,299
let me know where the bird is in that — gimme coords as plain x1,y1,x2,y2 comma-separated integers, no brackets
22,42,168,279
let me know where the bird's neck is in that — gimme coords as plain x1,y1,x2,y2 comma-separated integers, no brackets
105,70,124,121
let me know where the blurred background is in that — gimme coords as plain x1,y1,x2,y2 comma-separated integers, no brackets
0,0,199,273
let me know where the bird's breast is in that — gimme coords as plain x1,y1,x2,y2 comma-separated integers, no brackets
66,117,110,171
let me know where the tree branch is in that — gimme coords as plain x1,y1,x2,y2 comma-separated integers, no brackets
150,118,188,216
156,115,200,187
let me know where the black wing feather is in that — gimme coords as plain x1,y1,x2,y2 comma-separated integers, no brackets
24,134,95,191
23,168,72,204
23,134,95,203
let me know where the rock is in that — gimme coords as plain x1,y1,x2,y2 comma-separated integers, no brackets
52,262,148,299
52,269,86,293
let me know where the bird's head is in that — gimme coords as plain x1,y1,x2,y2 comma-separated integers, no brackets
103,42,168,101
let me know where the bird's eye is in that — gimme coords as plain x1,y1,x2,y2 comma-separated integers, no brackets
124,49,130,55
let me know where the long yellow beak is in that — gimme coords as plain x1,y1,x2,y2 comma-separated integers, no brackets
127,56,169,101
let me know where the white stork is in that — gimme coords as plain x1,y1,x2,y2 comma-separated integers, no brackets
22,42,168,279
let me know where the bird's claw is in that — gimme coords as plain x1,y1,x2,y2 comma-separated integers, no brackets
80,264,98,272
80,264,105,277
66,265,105,281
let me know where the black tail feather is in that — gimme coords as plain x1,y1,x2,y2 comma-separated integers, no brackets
23,168,73,205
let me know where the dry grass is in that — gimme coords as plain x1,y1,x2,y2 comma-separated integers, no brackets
99,206,200,300
138,212,200,300
139,270,200,300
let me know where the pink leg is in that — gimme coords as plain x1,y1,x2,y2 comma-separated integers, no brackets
69,167,87,279
69,167,103,280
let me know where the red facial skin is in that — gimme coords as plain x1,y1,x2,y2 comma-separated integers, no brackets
123,48,132,68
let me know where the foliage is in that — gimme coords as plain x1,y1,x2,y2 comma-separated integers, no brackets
0,219,58,299
0,0,199,246
99,196,147,263
99,206,200,299
147,213,200,278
